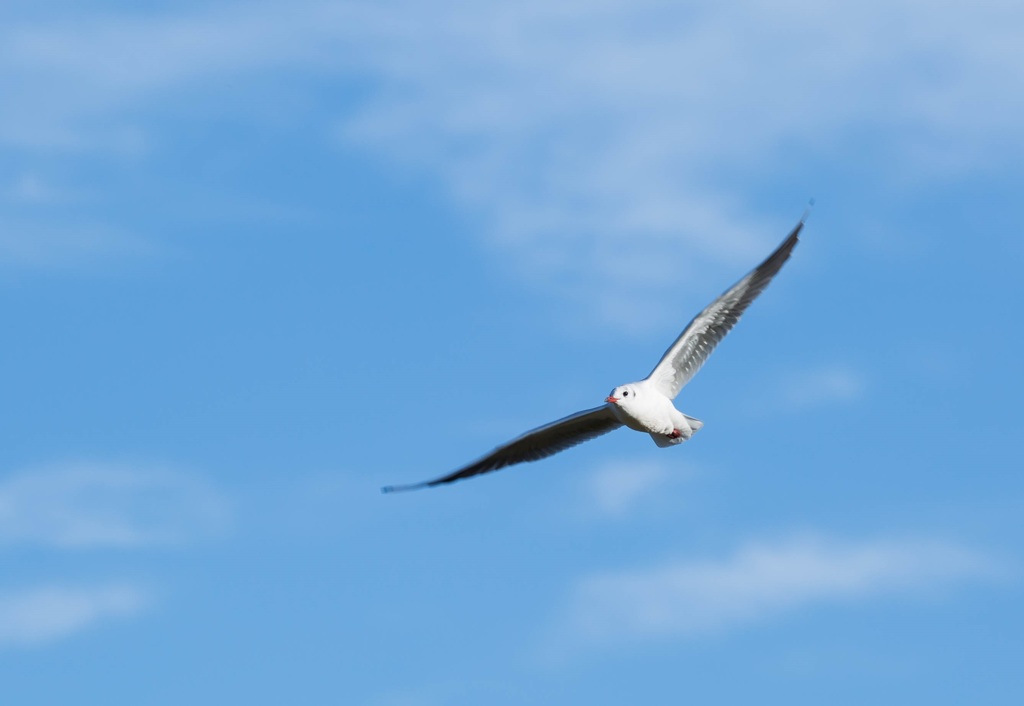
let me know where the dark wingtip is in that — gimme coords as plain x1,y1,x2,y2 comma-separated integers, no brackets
381,482,428,494
800,198,815,225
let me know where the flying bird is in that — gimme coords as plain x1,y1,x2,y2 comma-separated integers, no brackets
382,213,808,493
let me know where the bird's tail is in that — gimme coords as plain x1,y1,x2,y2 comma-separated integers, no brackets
649,414,703,448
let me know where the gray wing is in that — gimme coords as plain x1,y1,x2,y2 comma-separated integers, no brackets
645,217,804,399
381,406,622,492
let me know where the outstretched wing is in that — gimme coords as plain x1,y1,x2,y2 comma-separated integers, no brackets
382,406,622,492
646,217,805,399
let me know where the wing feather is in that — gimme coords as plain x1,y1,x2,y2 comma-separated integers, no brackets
381,406,621,492
646,217,805,399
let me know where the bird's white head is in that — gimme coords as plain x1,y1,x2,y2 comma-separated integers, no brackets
606,384,640,408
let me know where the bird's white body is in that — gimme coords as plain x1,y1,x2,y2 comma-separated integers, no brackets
382,214,806,492
606,380,703,446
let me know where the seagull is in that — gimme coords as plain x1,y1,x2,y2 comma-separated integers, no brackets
382,213,808,493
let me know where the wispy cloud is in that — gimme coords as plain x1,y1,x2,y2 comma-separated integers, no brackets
774,364,866,413
0,584,149,648
0,462,229,549
0,222,156,271
583,460,694,519
0,462,225,648
3,1,1023,312
0,169,156,273
326,0,1024,325
555,535,1004,649
5,174,61,204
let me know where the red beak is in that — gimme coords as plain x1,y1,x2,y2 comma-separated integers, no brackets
606,396,619,403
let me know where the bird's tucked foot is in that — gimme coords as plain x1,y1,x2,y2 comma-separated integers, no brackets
669,429,684,439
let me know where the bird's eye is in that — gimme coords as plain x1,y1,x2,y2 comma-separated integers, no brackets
623,390,629,396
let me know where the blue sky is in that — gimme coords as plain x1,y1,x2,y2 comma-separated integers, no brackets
2,1,1023,703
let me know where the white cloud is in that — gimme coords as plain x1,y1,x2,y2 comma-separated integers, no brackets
0,584,149,647
558,535,1003,648
2,1,1023,314
776,364,866,412
584,460,694,518
6,174,58,204
0,463,229,549
0,462,222,649
0,222,156,271
325,0,1024,326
